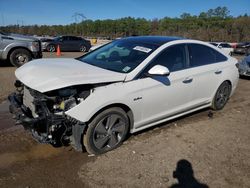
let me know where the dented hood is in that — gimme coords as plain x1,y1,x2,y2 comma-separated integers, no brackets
15,58,126,92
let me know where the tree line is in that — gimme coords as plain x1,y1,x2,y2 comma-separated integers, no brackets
1,7,250,42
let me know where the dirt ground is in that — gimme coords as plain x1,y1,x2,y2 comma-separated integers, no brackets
0,53,250,188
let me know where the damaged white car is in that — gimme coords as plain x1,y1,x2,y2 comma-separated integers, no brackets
9,36,239,155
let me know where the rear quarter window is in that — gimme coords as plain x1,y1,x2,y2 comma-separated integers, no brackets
188,44,227,67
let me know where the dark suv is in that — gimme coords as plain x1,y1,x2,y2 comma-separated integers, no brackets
43,36,91,52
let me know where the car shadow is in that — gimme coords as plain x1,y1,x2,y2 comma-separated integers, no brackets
0,60,13,67
169,159,209,188
239,75,250,80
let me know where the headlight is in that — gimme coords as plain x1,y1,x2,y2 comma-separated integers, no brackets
31,41,40,51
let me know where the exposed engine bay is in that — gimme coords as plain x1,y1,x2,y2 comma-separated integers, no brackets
8,80,105,151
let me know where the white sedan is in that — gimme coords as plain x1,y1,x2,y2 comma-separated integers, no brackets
9,36,239,155
210,42,234,56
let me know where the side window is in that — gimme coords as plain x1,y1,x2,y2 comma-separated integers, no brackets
188,44,227,67
70,36,80,41
62,36,69,41
149,44,187,72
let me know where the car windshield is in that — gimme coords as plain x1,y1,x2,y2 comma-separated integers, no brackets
78,39,159,73
54,37,62,41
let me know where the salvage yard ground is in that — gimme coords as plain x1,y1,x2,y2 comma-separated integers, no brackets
0,53,249,187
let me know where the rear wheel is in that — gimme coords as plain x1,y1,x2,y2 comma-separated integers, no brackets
211,81,231,110
84,107,129,155
79,45,87,52
9,48,32,67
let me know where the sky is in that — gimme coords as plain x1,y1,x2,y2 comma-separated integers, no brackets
0,0,249,26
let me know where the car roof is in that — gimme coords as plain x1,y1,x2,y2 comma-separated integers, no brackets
120,36,184,46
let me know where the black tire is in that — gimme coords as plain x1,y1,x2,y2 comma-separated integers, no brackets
79,45,87,52
211,81,231,110
84,107,129,155
9,48,32,67
46,44,56,52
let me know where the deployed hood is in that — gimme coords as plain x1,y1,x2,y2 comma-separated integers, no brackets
15,58,126,92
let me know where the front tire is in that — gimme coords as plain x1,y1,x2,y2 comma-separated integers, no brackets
9,48,32,67
84,107,129,155
46,44,56,52
211,81,231,110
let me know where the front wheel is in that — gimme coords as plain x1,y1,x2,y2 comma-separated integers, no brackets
211,81,231,110
9,48,32,67
46,44,56,52
84,107,129,155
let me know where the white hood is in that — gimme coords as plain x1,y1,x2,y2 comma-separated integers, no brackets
15,58,126,92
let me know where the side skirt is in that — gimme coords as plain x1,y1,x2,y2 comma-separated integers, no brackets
130,103,211,134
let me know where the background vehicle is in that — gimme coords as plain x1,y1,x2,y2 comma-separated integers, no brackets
234,42,250,55
40,37,53,51
9,36,239,155
44,35,91,52
238,55,250,77
0,31,42,67
210,42,234,55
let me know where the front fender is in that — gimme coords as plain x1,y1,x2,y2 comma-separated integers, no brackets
65,81,143,125
2,42,31,59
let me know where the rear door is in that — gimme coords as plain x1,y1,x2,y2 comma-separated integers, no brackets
61,36,74,51
187,43,228,105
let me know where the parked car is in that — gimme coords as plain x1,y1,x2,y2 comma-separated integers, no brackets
44,36,91,52
9,36,239,155
40,37,53,51
210,42,234,55
234,42,250,55
238,55,250,77
0,31,42,67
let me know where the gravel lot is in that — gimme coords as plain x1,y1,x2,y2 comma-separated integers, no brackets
0,53,249,188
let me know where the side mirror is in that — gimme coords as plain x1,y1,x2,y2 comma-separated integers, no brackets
147,65,170,76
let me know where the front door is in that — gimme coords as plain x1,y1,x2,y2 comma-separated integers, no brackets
135,44,195,129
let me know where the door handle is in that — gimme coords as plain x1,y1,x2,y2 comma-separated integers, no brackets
183,77,193,83
215,70,222,74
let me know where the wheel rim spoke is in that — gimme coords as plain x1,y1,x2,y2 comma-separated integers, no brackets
107,115,119,128
108,133,118,148
95,122,107,135
94,136,109,149
112,121,126,133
